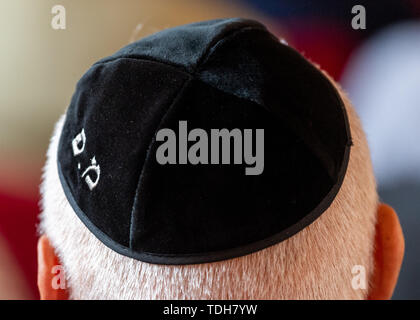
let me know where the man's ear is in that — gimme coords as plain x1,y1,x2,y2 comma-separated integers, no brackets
368,203,404,300
37,235,69,300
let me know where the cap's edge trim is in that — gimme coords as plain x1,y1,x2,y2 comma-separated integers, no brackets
57,139,350,265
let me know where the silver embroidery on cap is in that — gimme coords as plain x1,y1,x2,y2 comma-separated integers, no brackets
72,128,86,156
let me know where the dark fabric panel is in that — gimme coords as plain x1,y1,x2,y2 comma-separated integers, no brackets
58,59,189,246
130,79,335,255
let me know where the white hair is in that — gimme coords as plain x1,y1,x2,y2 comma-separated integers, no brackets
39,86,378,299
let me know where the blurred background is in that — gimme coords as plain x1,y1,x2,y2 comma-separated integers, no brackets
0,0,419,299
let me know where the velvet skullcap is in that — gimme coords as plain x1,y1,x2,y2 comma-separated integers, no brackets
57,18,351,264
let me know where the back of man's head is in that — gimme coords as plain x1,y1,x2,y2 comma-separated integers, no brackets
38,19,403,300
39,85,378,300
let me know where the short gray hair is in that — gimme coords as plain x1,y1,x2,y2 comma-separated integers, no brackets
40,85,378,299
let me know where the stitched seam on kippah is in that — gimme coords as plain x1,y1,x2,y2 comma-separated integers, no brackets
193,25,267,72
93,55,192,76
128,76,194,249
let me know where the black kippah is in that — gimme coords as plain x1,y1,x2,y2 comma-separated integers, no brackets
57,18,351,264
